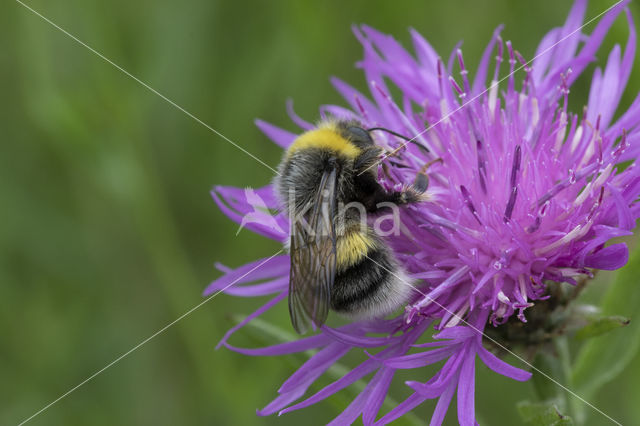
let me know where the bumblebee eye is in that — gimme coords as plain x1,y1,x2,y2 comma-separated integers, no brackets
346,126,374,147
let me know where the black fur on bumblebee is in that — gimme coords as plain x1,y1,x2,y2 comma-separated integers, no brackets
273,119,430,334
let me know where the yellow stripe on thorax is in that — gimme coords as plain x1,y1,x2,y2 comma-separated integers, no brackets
287,124,361,159
336,230,377,268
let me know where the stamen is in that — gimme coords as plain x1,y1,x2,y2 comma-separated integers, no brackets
460,185,482,225
539,200,550,217
355,96,370,121
457,49,472,96
488,80,499,117
437,58,444,98
506,41,516,93
504,188,518,222
372,80,390,101
558,69,571,103
526,216,541,233
456,48,466,72
514,50,534,94
613,129,628,158
510,145,522,188
596,115,604,165
492,35,504,82
449,76,464,97
504,145,521,222
476,139,488,194
588,187,606,221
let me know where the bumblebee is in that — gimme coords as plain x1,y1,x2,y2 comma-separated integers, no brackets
274,119,429,334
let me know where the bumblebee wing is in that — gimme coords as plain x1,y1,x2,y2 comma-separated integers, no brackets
288,167,338,334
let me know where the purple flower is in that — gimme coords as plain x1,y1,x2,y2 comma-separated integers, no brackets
207,1,640,424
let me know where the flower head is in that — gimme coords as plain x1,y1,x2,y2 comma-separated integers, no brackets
207,1,640,424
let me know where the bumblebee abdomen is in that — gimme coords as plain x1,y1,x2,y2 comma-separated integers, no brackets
336,229,377,270
331,238,413,319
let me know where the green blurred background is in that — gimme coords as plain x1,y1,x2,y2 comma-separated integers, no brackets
1,1,639,425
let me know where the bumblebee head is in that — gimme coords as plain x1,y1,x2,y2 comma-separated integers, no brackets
336,120,424,152
342,125,375,149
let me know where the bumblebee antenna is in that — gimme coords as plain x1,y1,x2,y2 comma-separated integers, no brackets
367,127,429,152
367,127,412,141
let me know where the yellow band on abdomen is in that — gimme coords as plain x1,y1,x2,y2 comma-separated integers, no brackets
336,229,377,269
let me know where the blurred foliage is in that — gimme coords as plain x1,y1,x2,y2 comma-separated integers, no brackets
518,401,574,426
570,241,640,423
1,0,639,425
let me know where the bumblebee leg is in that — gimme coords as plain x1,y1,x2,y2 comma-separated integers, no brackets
413,173,429,194
412,157,442,194
382,147,405,159
420,157,444,171
355,157,439,212
381,162,394,180
367,185,426,210
354,148,382,172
